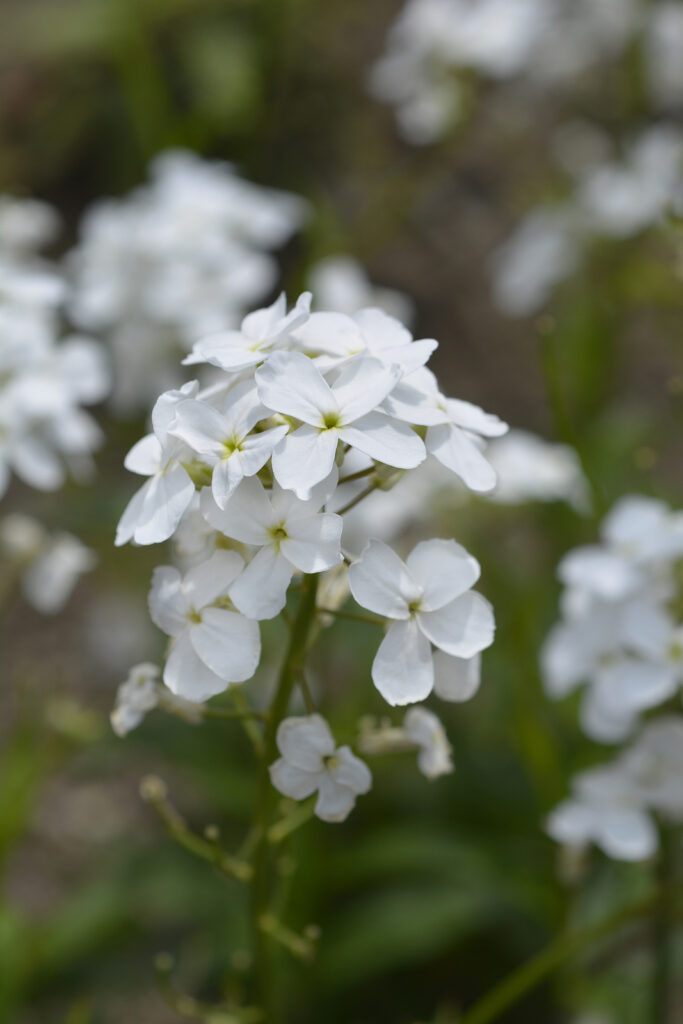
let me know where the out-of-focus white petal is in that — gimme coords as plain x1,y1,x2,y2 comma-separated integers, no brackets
433,651,482,702
427,423,497,492
229,546,293,620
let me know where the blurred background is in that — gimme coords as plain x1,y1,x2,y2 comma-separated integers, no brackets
1,0,682,1021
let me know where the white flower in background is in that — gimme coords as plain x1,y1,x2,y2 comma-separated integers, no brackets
403,707,453,779
293,307,436,376
0,197,109,497
67,150,307,414
349,538,494,704
0,513,95,614
486,430,589,510
491,208,582,317
546,763,657,862
384,367,508,492
269,715,372,822
255,351,425,497
548,717,683,862
433,650,482,701
202,476,342,619
110,663,162,737
646,2,683,108
183,292,311,373
577,125,683,238
308,256,414,325
168,380,288,509
116,382,198,546
110,662,202,736
148,550,261,701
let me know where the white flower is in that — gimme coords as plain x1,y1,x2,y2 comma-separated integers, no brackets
547,764,657,862
110,663,162,737
21,532,96,614
201,476,342,620
384,367,508,492
116,382,198,546
485,430,589,510
269,714,372,823
403,707,453,779
168,381,288,509
621,716,683,819
348,538,495,705
110,661,203,736
255,351,425,497
148,550,261,701
308,256,414,324
184,292,311,373
433,650,482,701
293,306,434,376
646,2,683,108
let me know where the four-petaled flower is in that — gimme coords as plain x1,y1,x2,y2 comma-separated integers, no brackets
269,714,372,823
148,550,261,701
349,538,495,705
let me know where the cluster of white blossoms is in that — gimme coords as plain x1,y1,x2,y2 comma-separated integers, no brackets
543,496,683,860
114,292,506,820
492,124,683,316
0,195,109,497
66,150,307,414
370,0,683,146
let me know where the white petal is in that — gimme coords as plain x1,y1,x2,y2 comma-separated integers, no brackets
433,651,482,702
332,357,401,422
115,481,148,547
329,746,372,794
340,412,425,469
211,454,245,509
237,424,289,476
599,810,658,861
427,423,497,493
229,547,294,620
12,438,64,491
164,630,228,701
418,592,495,658
201,475,273,544
372,619,434,706
558,546,641,600
280,512,343,572
348,540,419,618
184,331,260,372
276,714,335,771
256,351,337,425
134,464,195,545
445,398,508,438
184,550,245,608
148,565,187,635
190,607,261,682
271,426,338,496
315,775,358,822
269,759,320,800
406,539,480,610
595,657,678,714
124,434,161,475
169,400,227,455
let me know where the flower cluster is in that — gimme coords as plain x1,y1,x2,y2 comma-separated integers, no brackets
543,496,683,859
67,150,307,414
0,195,109,497
115,292,506,819
370,0,682,146
492,125,683,316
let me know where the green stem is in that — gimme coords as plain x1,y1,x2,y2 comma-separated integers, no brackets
316,606,384,627
249,574,320,1021
654,826,676,1023
336,482,379,516
458,885,683,1024
338,466,376,485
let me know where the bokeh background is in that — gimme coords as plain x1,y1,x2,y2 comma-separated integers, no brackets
1,0,682,1021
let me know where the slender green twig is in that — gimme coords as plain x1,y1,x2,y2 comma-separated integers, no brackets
140,776,252,883
336,482,379,516
653,826,677,1023
201,706,268,724
316,606,385,627
458,884,683,1024
338,466,376,485
267,799,316,845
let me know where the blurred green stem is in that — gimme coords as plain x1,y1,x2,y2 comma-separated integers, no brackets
654,826,677,1023
249,574,319,1022
458,883,683,1024
538,320,607,518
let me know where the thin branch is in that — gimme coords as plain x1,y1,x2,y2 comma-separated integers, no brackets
316,606,385,627
338,466,376,485
336,482,379,516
